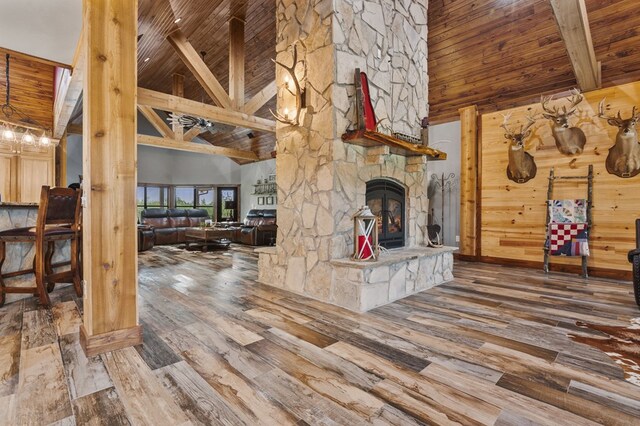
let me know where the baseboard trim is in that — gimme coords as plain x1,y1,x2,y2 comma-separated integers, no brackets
80,324,143,357
453,254,632,281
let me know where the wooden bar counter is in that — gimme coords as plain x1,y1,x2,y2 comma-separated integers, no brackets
0,202,70,305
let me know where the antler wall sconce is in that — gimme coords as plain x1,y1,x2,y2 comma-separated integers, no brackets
270,42,306,126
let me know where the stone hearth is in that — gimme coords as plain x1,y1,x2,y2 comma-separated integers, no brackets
257,0,452,312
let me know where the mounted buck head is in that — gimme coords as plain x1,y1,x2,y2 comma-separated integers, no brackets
598,99,640,138
500,112,536,148
501,112,538,184
597,99,640,178
541,89,587,155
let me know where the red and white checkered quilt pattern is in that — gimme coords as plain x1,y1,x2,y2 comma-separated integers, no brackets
548,223,587,252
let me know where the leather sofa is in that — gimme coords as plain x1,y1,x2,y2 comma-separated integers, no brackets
627,218,640,306
238,209,277,246
138,225,155,252
140,208,209,245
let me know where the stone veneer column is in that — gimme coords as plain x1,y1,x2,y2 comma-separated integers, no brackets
259,0,433,306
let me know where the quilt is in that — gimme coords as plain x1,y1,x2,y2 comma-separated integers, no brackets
547,222,590,256
549,199,587,224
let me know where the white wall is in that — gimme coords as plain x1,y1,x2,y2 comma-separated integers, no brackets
240,159,276,219
427,121,461,247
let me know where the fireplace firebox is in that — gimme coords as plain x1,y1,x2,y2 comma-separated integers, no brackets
366,179,405,249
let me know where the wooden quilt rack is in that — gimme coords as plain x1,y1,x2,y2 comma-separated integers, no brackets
341,69,447,160
543,164,593,278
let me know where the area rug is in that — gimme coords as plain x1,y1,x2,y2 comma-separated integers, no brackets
569,318,640,386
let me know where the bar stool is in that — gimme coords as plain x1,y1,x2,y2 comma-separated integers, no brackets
0,186,83,307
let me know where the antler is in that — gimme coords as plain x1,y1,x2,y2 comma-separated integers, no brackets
565,88,583,115
521,112,537,135
270,42,305,126
541,95,559,116
597,98,621,124
500,112,515,138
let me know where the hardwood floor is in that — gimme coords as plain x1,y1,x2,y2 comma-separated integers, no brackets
1,244,639,425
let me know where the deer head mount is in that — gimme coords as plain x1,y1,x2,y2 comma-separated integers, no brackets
541,89,587,156
270,42,306,126
597,99,640,178
501,112,538,184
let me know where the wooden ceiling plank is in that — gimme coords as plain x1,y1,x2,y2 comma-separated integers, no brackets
138,134,258,161
243,80,276,115
166,29,233,109
549,0,601,91
137,87,276,133
53,30,85,139
138,105,175,139
229,17,245,109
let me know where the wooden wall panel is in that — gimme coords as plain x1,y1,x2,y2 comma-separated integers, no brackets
0,48,54,130
480,80,640,272
428,0,640,123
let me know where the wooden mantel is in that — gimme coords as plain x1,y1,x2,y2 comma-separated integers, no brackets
342,130,447,160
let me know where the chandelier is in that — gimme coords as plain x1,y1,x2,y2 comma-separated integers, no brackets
167,113,216,133
0,54,55,153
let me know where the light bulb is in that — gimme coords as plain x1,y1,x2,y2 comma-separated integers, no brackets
40,135,51,146
283,108,289,119
22,132,35,144
2,128,14,141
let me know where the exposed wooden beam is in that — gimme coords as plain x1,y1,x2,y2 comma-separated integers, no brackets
66,123,83,135
167,29,232,109
243,80,276,115
80,0,141,356
137,134,258,161
137,87,276,133
172,73,185,139
53,29,86,139
550,0,601,91
137,105,175,139
182,126,202,141
229,17,245,110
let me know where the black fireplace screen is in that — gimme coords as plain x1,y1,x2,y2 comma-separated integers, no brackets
366,179,405,249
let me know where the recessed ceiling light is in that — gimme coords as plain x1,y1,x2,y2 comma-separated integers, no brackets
174,17,182,23
144,57,150,62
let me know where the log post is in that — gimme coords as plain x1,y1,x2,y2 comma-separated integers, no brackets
80,0,141,356
459,105,479,257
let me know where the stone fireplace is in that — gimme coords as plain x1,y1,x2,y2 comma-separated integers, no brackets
256,0,455,312
366,179,405,249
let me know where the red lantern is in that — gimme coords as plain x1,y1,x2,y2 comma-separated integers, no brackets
353,206,378,261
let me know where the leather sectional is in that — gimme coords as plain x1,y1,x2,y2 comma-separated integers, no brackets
138,208,277,251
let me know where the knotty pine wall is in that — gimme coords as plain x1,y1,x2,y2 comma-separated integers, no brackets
480,81,640,272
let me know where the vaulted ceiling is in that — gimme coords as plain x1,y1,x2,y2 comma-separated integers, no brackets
137,0,276,162
428,0,640,123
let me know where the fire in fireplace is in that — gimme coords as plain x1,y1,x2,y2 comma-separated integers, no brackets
366,179,405,249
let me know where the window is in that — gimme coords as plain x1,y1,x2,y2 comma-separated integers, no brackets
137,183,240,221
175,186,195,208
217,187,238,221
137,185,169,217
196,187,214,218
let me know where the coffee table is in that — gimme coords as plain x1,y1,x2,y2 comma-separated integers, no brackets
185,227,237,251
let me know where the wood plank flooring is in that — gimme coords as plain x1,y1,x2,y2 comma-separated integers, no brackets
1,244,639,425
